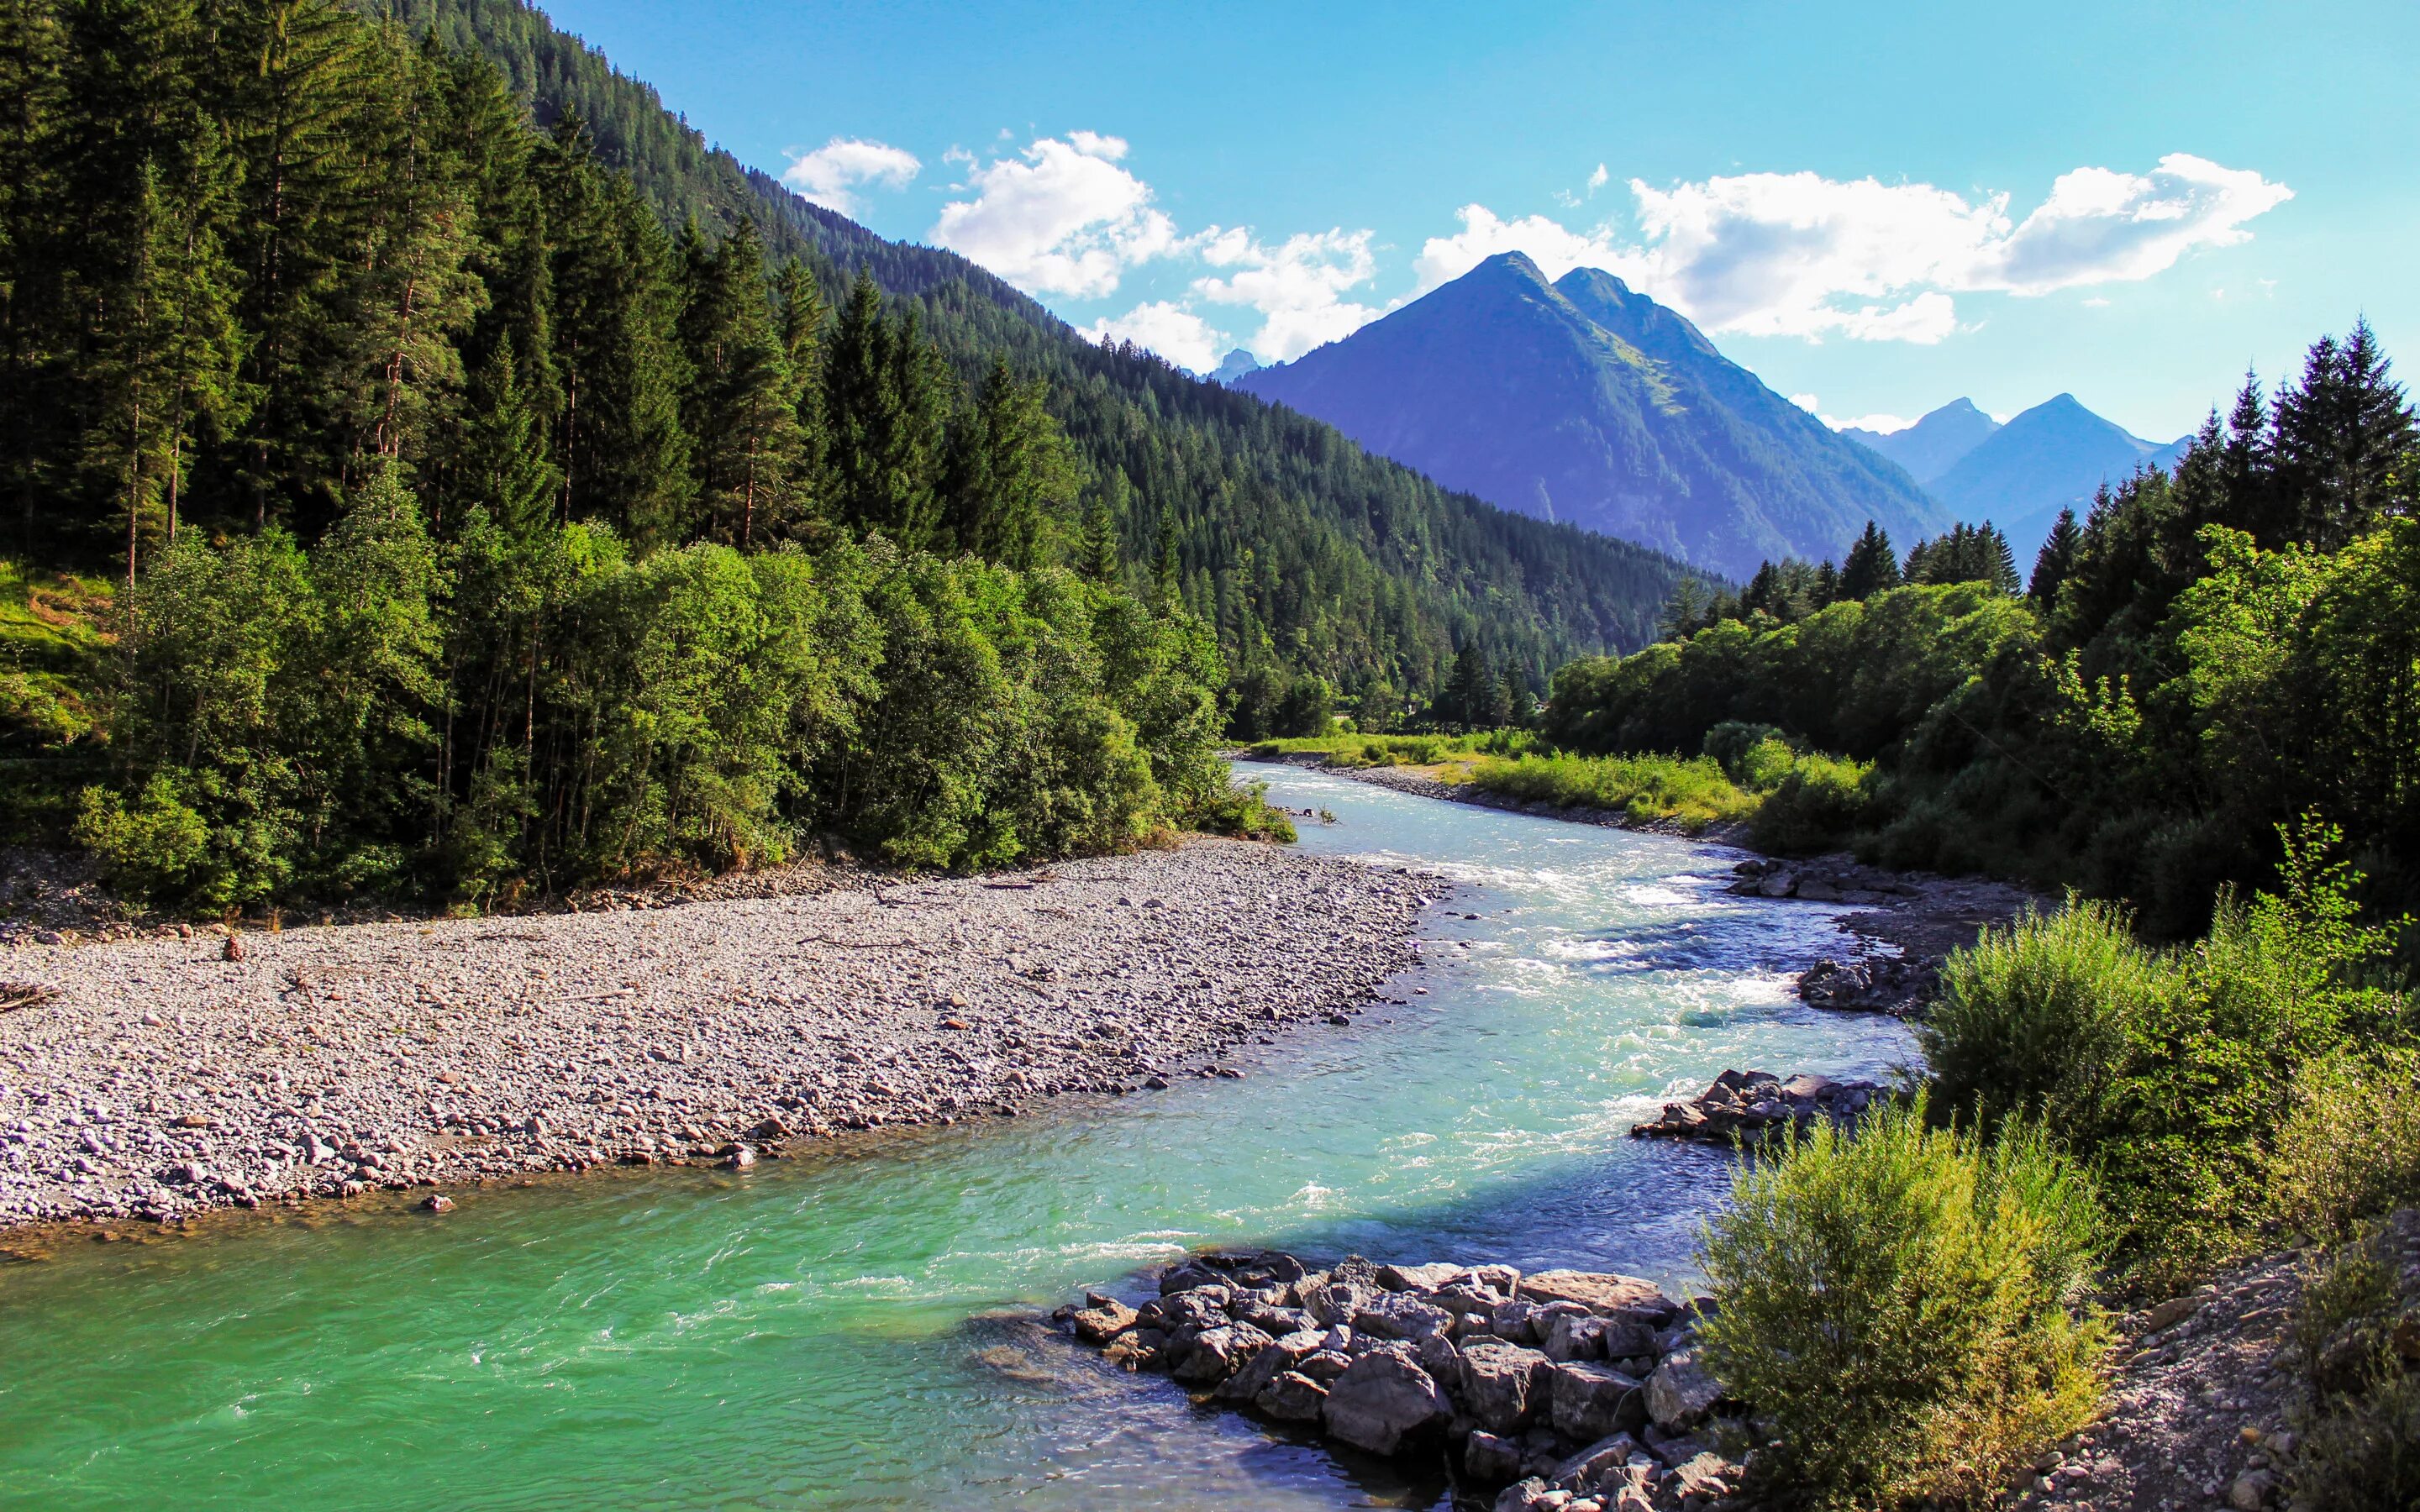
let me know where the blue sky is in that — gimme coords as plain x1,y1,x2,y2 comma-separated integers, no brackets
546,0,2417,439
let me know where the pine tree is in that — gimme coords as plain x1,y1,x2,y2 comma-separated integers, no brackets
1444,643,1497,728
823,270,947,547
542,114,692,542
679,219,797,544
1078,466,1126,582
943,354,1081,568
2274,318,2418,549
345,25,485,480
2217,370,2279,542
1838,520,1901,601
2028,507,2081,605
456,333,558,538
218,0,374,527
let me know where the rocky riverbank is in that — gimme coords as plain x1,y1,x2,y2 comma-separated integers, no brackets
1055,1249,1744,1512
0,841,1439,1231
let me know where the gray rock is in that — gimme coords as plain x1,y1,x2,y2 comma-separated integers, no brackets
1460,1338,1550,1433
1215,1326,1323,1404
1322,1347,1452,1455
1549,1360,1646,1443
1522,1271,1675,1320
1493,1476,1555,1512
1465,1428,1525,1483
1177,1318,1270,1383
1490,1298,1546,1344
1542,1311,1607,1362
1254,1368,1328,1421
1354,1292,1454,1341
1644,1349,1721,1431
1378,1260,1467,1292
1071,1299,1139,1344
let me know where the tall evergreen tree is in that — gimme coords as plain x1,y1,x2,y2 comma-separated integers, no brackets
1838,520,1901,601
942,354,1081,568
678,219,797,543
2028,507,2081,605
2273,318,2417,549
823,270,948,546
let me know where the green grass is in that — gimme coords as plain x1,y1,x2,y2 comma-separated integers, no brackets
1244,730,1532,769
1470,750,1758,832
0,559,106,748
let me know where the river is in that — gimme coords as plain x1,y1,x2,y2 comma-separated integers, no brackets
0,764,1909,1510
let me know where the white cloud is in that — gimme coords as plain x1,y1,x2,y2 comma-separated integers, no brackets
1793,392,1917,433
781,138,921,216
929,134,1180,298
1413,205,1628,292
1192,228,1382,361
1415,155,2289,344
1081,301,1228,374
1587,164,1609,192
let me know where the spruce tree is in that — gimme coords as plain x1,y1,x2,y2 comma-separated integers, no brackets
457,333,558,538
943,354,1080,567
2028,507,2081,605
1838,520,1900,600
2274,318,2418,549
823,270,947,547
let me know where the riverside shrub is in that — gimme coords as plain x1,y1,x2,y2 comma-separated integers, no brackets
1918,822,2413,1272
2272,1052,2420,1242
1697,1096,2106,1509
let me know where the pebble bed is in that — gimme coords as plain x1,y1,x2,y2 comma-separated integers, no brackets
0,840,1435,1229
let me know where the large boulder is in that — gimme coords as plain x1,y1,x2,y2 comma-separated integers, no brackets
1541,1311,1607,1362
1170,1322,1273,1384
1071,1299,1138,1345
1465,1429,1525,1483
1549,1360,1646,1442
1459,1339,1550,1433
1644,1349,1721,1431
1522,1271,1676,1321
1255,1369,1328,1421
1378,1260,1468,1291
1354,1292,1455,1341
1323,1347,1453,1455
1214,1327,1325,1404
1301,1275,1376,1327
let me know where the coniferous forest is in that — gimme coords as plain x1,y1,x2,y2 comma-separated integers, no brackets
0,0,1693,906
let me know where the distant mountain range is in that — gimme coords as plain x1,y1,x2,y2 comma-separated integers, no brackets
1844,396,2191,558
1236,253,1949,580
1211,349,1263,384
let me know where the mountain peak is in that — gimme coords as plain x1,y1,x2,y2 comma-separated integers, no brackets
1234,260,1945,576
1842,397,2003,486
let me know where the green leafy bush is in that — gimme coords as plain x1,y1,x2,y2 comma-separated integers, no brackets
1919,822,2413,1273
72,774,213,907
1697,1095,2107,1509
2297,1371,2420,1512
1749,750,1882,853
2272,1052,2420,1242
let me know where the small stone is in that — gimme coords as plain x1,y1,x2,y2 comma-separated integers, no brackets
221,934,245,962
1645,1349,1722,1431
420,1194,455,1213
1253,1369,1328,1421
1465,1428,1525,1483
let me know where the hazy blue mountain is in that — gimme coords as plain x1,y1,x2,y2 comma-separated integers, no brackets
1236,253,1947,578
1211,349,1263,384
1929,394,2191,555
1840,398,2002,484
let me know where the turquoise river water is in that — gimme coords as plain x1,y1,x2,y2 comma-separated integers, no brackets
0,764,1909,1510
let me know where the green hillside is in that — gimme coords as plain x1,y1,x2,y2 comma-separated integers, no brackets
380,0,1695,706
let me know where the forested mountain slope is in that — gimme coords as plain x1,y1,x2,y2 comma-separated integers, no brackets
376,0,1696,701
1238,253,1948,580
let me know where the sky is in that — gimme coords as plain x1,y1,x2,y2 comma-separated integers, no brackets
542,0,2418,440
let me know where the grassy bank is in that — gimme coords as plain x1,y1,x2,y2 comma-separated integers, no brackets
1253,724,1881,852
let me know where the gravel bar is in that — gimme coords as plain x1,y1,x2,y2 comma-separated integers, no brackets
0,840,1438,1230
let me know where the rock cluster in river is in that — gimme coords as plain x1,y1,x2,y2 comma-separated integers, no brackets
1723,857,1913,906
1794,955,1937,1018
0,841,1436,1230
1628,1068,1880,1147
1057,1251,1745,1512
